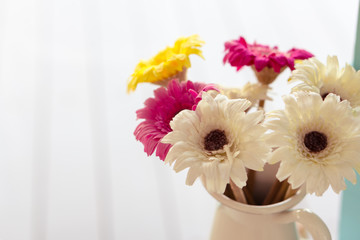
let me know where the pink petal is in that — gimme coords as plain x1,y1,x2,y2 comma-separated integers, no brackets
134,79,216,161
223,36,313,74
254,56,268,71
287,48,314,59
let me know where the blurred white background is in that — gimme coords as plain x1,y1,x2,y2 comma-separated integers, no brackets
0,0,358,239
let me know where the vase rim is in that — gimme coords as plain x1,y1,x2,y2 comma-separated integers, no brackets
207,185,306,215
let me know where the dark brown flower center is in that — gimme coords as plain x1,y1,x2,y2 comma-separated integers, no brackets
304,131,328,153
204,129,228,151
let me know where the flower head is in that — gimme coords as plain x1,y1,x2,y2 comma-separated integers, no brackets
265,92,360,196
223,36,313,73
290,56,360,109
127,35,204,93
134,80,216,161
220,82,271,106
161,92,270,193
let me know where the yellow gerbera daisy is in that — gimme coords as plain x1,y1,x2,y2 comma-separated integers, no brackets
127,35,204,93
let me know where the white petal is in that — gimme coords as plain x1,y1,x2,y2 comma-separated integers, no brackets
287,161,310,189
186,167,202,186
230,159,248,189
268,147,292,164
323,165,347,194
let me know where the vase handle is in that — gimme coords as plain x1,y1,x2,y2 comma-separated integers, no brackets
290,209,332,240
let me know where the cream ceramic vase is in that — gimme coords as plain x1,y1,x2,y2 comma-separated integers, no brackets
207,187,331,240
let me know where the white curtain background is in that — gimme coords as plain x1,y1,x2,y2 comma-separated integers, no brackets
0,0,358,239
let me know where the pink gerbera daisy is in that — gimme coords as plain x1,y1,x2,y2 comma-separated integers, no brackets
134,79,217,161
223,37,313,84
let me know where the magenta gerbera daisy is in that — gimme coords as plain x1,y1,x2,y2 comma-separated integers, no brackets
223,36,313,84
134,79,218,161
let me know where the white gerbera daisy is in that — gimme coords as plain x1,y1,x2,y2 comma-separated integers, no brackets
290,56,360,108
161,92,270,194
265,92,360,196
220,82,271,105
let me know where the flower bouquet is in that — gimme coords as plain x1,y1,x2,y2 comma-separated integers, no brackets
127,35,360,240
